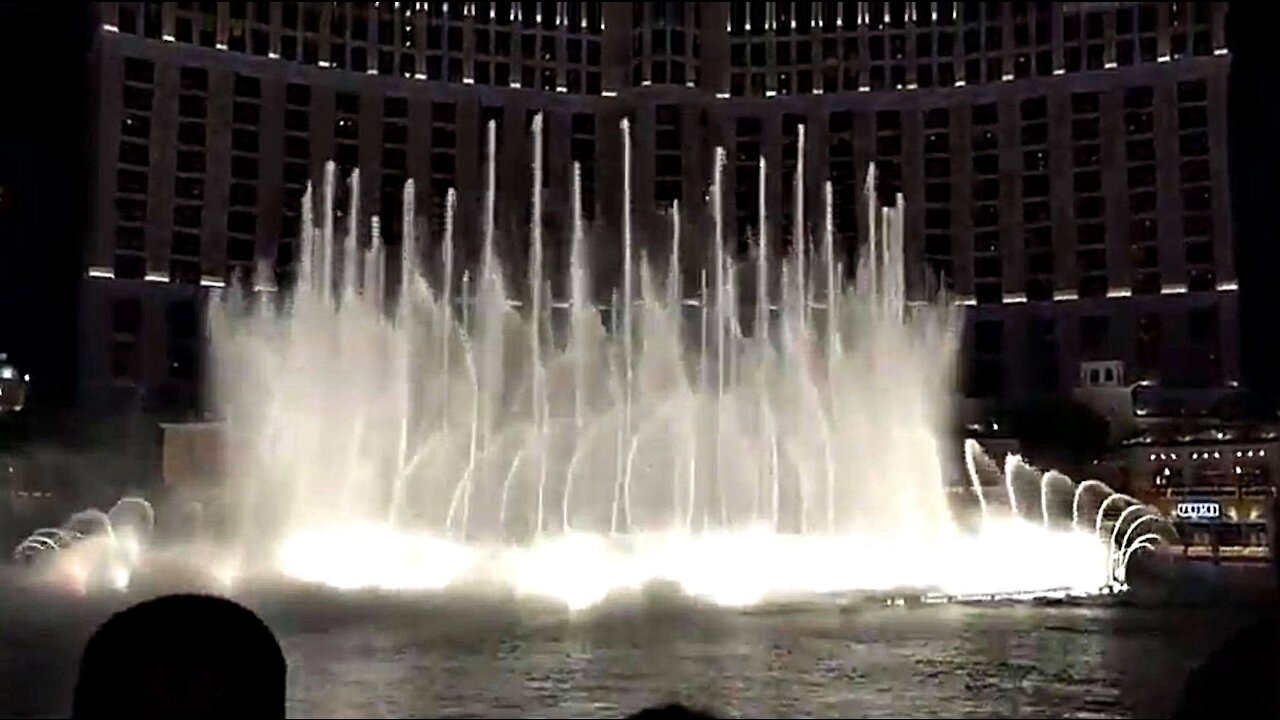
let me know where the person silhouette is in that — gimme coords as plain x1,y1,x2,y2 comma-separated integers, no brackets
72,594,285,719
627,702,719,719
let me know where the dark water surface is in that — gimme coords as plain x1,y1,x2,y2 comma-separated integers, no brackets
0,564,1272,718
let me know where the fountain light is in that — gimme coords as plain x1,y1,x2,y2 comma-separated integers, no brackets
197,114,1150,610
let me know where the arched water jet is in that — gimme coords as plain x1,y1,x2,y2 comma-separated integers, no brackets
1107,503,1152,576
1115,515,1168,580
1117,534,1164,584
1120,513,1172,556
1040,471,1073,528
1072,479,1112,530
963,439,992,522
1004,453,1023,519
1094,493,1139,538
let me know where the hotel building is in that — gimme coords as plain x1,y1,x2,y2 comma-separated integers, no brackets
85,2,1234,418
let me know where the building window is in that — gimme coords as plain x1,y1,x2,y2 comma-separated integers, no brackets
1125,86,1159,294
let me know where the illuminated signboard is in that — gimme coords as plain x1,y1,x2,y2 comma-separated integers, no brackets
1175,500,1221,521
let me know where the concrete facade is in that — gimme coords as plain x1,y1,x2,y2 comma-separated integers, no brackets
85,2,1234,412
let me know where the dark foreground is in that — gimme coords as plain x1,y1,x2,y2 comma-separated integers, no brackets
0,562,1273,718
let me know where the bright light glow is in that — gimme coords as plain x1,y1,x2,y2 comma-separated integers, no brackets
270,51,281,59
278,526,476,591
1214,47,1229,56
273,521,1111,609
602,89,618,97
163,34,176,42
1105,60,1118,69
144,271,170,283
200,276,226,288
1217,280,1238,291
102,23,120,33
1107,287,1132,298
217,42,229,51
87,267,115,279
1053,67,1065,76
192,131,1155,615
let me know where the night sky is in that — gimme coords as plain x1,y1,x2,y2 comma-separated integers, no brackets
0,3,1276,425
1229,5,1280,411
0,3,94,428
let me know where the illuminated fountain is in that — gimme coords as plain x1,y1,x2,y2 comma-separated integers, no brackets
12,498,155,593
203,116,1171,609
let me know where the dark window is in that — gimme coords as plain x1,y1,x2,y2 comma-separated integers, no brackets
234,74,261,98
233,102,259,125
232,128,259,153
230,182,257,207
121,114,150,139
173,204,202,229
117,168,148,194
179,95,207,119
384,123,408,145
179,67,208,93
1075,196,1104,219
175,176,204,201
285,109,309,133
231,156,259,179
114,197,146,224
176,150,205,174
228,210,257,235
119,141,150,167
114,224,144,252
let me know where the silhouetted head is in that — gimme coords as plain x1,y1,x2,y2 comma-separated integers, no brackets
73,594,285,719
627,702,719,719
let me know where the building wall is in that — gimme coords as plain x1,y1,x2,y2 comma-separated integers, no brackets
84,2,1235,411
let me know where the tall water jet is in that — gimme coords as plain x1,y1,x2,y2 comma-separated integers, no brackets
204,122,1144,606
794,124,807,330
756,156,769,343
616,117,635,535
530,113,548,536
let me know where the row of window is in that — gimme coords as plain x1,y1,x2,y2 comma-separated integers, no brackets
969,304,1225,397
729,2,1216,40
111,58,1224,291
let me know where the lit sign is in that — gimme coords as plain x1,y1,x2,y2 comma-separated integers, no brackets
1175,501,1221,520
